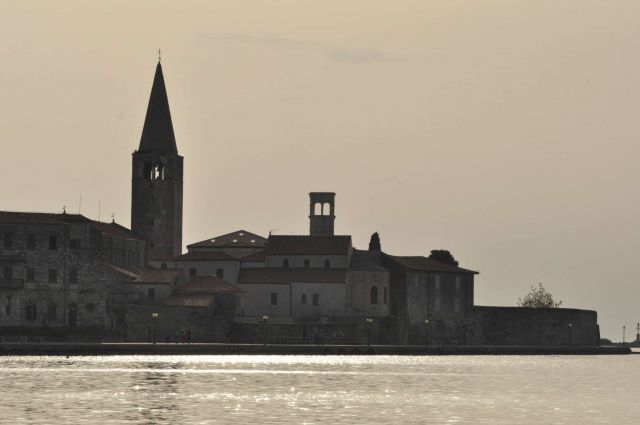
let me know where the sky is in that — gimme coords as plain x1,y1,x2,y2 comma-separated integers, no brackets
1,0,638,339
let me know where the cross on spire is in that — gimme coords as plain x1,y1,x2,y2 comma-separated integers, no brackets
158,49,161,63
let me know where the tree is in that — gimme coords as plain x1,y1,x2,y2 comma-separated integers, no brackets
368,232,381,251
517,283,562,308
428,250,458,266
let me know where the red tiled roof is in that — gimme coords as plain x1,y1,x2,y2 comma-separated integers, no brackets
266,235,352,255
188,230,268,249
133,268,180,284
91,221,145,241
106,264,139,280
385,254,478,274
174,251,238,261
0,211,89,225
176,276,245,295
238,268,348,284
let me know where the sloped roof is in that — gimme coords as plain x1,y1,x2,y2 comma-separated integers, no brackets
175,276,245,294
385,254,478,274
138,62,177,153
241,250,266,262
188,230,268,249
163,294,215,307
349,249,387,272
91,221,145,241
133,268,180,284
0,211,89,225
266,235,352,255
238,268,348,284
174,251,238,261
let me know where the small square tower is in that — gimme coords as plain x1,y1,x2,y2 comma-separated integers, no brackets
309,192,335,236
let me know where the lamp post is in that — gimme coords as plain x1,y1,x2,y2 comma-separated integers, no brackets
262,314,269,345
568,322,573,346
365,317,373,346
623,325,626,347
151,312,159,345
424,319,430,347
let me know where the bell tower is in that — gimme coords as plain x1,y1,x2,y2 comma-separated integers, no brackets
131,61,183,261
309,192,335,236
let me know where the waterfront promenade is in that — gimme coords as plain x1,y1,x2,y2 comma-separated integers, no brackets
0,342,630,356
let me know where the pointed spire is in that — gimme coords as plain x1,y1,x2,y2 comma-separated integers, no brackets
138,61,177,152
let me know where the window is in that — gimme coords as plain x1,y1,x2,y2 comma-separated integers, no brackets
149,217,155,226
68,304,78,327
26,234,36,250
148,288,155,300
5,296,11,315
301,294,307,304
370,286,378,305
270,293,278,305
25,304,37,321
3,233,13,249
304,259,310,268
49,235,57,250
47,302,57,321
69,269,78,284
189,268,197,277
384,287,388,305
3,265,12,279
283,259,289,269
86,303,95,312
161,263,167,269
324,259,330,269
216,268,224,279
26,268,35,282
312,294,319,306
48,269,57,283
69,239,79,249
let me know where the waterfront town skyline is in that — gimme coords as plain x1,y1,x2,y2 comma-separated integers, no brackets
1,1,639,340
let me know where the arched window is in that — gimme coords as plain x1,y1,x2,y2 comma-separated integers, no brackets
283,259,289,269
370,286,378,305
304,259,310,268
314,203,322,216
383,287,388,305
324,259,330,269
323,203,331,216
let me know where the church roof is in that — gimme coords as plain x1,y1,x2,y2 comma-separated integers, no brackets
138,62,177,153
349,249,387,272
187,230,268,249
384,254,478,274
266,235,352,255
175,276,245,295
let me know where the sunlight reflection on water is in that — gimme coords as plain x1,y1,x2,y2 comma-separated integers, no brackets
0,354,639,424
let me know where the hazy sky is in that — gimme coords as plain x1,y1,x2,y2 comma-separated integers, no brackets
1,0,639,339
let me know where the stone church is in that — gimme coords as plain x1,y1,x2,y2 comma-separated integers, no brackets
0,61,601,346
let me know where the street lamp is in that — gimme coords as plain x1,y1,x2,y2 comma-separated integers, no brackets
151,312,159,345
623,325,626,347
262,314,269,345
365,317,374,346
568,323,573,346
424,319,431,347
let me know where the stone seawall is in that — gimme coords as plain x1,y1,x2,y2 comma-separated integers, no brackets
470,306,599,346
0,342,629,356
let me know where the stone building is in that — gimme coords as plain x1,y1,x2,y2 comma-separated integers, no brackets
0,212,148,332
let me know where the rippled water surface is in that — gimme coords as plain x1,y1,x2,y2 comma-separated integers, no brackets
1,353,639,424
